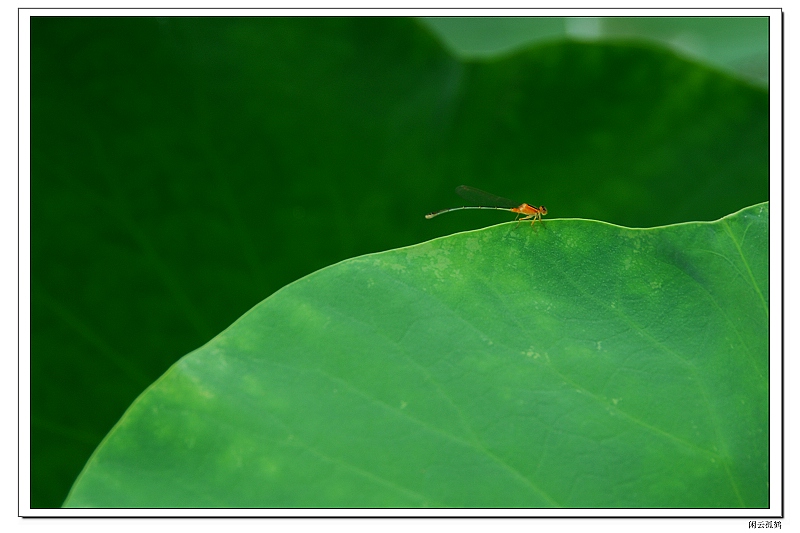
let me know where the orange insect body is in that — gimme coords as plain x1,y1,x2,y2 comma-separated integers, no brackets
511,203,548,226
425,186,547,227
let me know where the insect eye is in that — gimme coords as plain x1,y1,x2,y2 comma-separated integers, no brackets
540,206,547,214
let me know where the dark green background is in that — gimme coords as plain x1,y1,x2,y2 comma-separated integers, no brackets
30,16,768,508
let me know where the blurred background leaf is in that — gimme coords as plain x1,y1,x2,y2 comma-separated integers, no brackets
30,16,768,507
420,16,768,85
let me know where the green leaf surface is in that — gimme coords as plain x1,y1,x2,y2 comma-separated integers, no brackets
32,17,767,507
64,202,768,508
